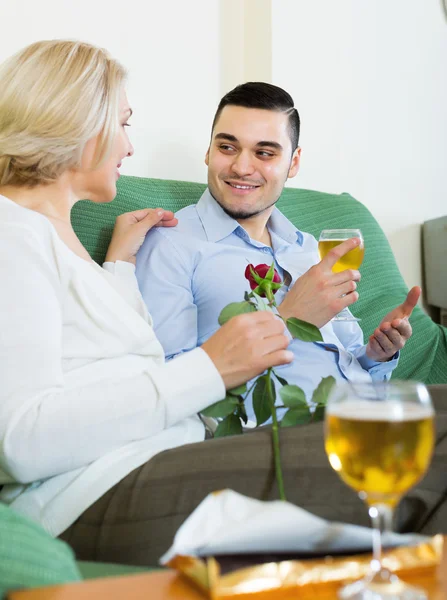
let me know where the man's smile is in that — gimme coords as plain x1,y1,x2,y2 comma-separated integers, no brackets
224,180,262,195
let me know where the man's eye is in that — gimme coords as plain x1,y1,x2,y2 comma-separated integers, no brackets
219,144,236,152
257,151,274,158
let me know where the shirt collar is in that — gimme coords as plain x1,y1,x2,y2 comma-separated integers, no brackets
196,188,304,246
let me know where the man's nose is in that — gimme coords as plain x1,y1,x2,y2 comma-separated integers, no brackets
231,151,255,177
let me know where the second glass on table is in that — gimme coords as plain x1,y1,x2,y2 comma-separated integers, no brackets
324,380,435,599
318,228,365,322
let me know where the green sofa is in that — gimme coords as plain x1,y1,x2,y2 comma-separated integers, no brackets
0,503,81,598
72,175,447,384
0,501,150,597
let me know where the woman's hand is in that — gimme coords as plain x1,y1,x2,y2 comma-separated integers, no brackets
201,312,293,391
105,208,178,265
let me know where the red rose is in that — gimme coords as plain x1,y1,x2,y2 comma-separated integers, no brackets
244,263,282,295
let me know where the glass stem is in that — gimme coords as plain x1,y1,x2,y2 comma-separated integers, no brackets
368,503,394,574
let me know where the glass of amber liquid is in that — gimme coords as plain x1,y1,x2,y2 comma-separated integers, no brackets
318,228,364,322
325,381,435,599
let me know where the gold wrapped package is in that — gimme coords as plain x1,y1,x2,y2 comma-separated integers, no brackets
167,535,443,599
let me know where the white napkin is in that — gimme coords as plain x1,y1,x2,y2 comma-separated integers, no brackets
160,489,424,564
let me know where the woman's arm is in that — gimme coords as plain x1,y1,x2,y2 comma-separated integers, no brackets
0,224,292,485
0,225,225,483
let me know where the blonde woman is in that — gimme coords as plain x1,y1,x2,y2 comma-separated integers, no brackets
0,40,293,564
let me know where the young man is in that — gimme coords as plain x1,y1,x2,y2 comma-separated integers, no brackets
136,82,419,423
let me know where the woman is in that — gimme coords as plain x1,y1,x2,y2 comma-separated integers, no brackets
0,40,293,562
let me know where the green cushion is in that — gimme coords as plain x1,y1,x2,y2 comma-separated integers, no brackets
71,176,447,385
0,503,81,597
77,560,152,580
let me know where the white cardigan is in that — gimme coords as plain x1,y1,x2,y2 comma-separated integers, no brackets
0,194,225,537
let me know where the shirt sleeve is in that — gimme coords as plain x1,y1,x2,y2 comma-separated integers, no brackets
102,260,152,323
0,226,225,484
136,229,199,360
332,316,399,380
353,346,399,381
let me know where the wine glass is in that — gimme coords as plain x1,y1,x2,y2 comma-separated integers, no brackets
325,380,435,599
318,229,364,322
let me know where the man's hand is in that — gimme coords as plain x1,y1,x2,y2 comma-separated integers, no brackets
366,286,421,362
105,208,178,265
202,312,293,391
277,238,361,328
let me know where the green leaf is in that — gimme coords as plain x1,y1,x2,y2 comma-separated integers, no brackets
251,291,275,313
218,301,256,325
214,414,243,437
200,396,238,418
265,262,276,282
273,372,289,387
236,401,248,425
286,318,323,342
281,406,312,427
311,376,336,406
253,375,274,426
279,385,307,408
228,383,247,396
313,404,326,422
249,266,264,285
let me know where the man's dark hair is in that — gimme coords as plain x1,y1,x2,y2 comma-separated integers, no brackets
211,82,300,153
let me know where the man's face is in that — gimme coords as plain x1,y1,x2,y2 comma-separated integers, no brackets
205,105,300,220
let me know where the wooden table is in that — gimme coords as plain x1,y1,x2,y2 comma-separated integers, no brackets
8,538,447,600
9,570,200,600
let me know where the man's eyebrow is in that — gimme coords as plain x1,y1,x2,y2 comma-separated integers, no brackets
214,133,283,152
214,133,238,142
256,141,283,151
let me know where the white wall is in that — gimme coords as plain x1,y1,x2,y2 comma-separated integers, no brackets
0,0,220,183
272,0,447,290
1,0,446,290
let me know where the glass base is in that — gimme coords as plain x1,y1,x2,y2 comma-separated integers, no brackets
332,314,361,322
338,572,427,600
332,309,361,322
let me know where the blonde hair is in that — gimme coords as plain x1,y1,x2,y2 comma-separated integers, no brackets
0,40,127,186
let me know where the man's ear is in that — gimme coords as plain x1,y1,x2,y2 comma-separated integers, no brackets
205,148,210,166
287,147,301,179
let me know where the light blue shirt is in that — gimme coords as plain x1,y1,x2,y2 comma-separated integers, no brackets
136,189,398,423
